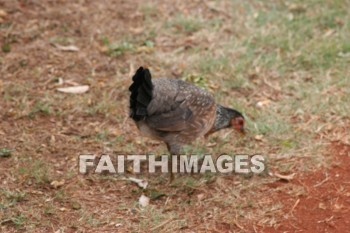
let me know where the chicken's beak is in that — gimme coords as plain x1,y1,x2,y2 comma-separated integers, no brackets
239,128,246,136
233,126,245,136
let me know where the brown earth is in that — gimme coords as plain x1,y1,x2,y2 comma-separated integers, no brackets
262,143,350,233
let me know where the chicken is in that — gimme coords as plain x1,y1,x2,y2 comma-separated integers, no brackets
129,67,245,180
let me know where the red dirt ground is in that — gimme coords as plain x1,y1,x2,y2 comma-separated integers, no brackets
263,143,350,233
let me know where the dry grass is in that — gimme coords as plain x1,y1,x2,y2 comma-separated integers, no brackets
1,0,350,232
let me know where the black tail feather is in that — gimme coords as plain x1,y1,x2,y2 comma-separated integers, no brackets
129,67,153,121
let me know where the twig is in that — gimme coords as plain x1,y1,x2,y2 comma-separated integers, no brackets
318,215,334,223
150,218,174,231
263,78,281,91
202,1,232,19
164,196,171,206
314,173,329,188
233,219,244,230
0,219,12,225
289,199,300,214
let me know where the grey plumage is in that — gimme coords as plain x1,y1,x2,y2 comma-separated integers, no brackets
129,67,245,181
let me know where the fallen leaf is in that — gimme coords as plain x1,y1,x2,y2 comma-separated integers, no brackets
98,45,109,53
273,172,295,181
318,202,327,210
130,27,144,34
2,43,11,53
57,85,89,94
136,46,154,53
197,193,205,201
256,100,271,109
150,190,166,200
64,80,81,86
0,148,12,158
30,190,44,195
338,52,350,58
127,177,148,189
54,44,80,52
333,203,344,211
71,202,81,210
0,79,3,93
254,135,264,141
323,29,334,38
126,165,134,174
139,194,150,207
206,142,217,147
0,9,7,18
288,4,306,13
50,180,65,189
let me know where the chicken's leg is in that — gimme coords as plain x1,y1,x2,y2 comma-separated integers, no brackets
167,143,182,183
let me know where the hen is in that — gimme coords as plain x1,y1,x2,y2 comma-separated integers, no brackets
129,67,245,180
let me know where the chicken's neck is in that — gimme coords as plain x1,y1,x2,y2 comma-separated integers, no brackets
213,105,232,132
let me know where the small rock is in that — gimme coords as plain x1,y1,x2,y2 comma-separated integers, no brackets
139,194,150,207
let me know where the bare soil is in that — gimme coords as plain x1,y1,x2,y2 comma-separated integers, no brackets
262,143,350,233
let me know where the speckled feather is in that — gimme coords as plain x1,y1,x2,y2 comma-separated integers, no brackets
129,67,243,155
141,78,217,144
